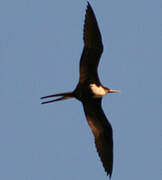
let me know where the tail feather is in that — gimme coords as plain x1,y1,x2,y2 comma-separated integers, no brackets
40,91,74,104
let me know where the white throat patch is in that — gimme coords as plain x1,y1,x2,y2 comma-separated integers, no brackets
90,83,107,97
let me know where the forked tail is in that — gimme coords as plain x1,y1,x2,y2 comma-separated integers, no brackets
40,91,74,104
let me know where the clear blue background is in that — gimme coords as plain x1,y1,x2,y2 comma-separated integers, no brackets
0,0,161,179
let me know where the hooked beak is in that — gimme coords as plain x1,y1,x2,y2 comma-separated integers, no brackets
108,89,120,93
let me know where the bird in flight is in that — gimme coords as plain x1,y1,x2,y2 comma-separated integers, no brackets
41,2,120,178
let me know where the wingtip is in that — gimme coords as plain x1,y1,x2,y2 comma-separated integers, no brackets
105,166,112,178
108,172,112,179
86,1,92,10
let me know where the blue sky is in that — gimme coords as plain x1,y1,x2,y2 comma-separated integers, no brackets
0,0,162,179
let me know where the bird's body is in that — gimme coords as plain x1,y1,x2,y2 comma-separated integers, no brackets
41,2,120,178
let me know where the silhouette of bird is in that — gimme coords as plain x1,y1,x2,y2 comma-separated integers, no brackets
41,2,120,178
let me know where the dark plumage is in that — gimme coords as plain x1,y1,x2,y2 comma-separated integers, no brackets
41,2,120,178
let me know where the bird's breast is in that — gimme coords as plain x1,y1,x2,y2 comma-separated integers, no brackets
74,82,107,101
90,83,107,97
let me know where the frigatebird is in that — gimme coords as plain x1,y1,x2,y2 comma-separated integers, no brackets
41,2,120,178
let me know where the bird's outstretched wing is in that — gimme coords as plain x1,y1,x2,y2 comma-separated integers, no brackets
82,98,113,177
79,3,103,84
